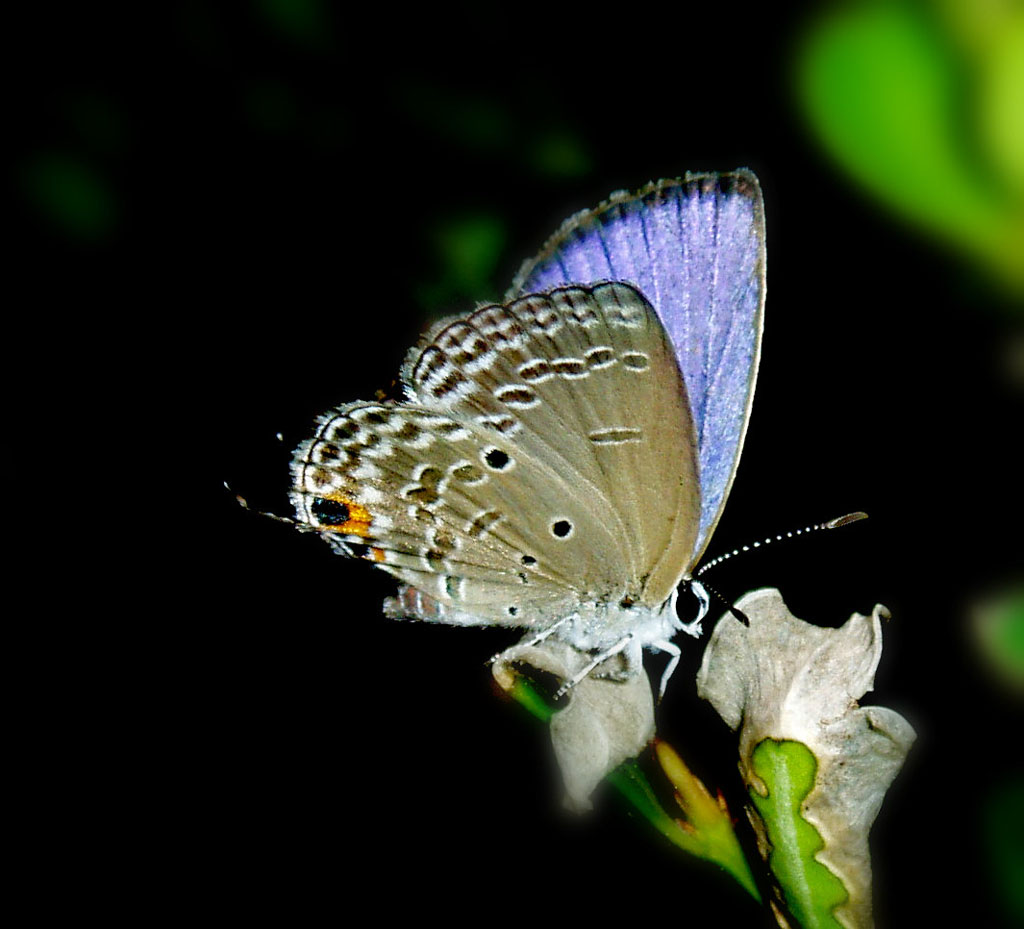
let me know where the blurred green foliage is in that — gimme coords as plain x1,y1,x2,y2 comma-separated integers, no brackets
245,80,298,134
400,84,516,155
257,0,330,49
527,129,593,179
974,587,1024,692
796,1,1024,297
982,778,1024,924
417,214,507,312
24,153,117,242
65,92,128,156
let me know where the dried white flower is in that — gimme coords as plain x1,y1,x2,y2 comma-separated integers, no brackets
697,588,915,929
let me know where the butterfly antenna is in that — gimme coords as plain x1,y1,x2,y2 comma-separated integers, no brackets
696,511,869,578
697,580,751,626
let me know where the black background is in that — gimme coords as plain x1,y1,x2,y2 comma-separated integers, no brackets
15,4,1020,925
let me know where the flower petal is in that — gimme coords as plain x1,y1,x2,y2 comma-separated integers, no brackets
697,588,915,928
492,639,655,811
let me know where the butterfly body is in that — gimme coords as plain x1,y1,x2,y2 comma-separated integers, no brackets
382,572,683,648
289,172,765,686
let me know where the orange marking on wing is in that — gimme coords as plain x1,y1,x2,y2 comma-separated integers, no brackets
368,547,386,563
321,492,373,537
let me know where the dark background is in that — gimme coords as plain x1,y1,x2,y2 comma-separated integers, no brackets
15,4,1020,925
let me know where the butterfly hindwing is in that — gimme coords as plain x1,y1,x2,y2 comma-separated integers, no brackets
290,283,699,626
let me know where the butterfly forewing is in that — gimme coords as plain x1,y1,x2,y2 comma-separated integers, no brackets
290,283,699,627
511,171,765,565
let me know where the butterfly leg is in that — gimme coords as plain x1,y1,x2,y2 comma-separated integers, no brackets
485,613,576,666
553,633,635,700
650,639,682,700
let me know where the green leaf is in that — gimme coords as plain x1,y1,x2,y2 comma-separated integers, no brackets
609,747,761,900
748,739,848,929
608,755,761,900
646,740,760,900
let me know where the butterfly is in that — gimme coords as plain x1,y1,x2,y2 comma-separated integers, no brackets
289,170,765,694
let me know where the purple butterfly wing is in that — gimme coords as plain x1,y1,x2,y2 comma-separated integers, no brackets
509,170,765,565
